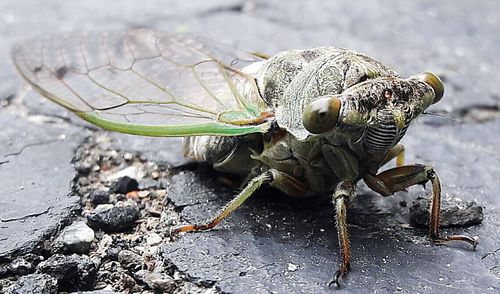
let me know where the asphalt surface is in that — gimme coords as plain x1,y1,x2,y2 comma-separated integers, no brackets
1,1,499,293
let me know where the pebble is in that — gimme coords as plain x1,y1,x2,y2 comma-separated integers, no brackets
151,171,160,179
138,190,150,198
138,178,160,190
8,257,33,275
74,161,92,176
111,176,139,194
156,190,167,198
105,237,130,261
7,273,58,294
90,190,110,205
52,221,95,254
134,270,176,293
37,254,97,292
410,195,484,227
121,273,138,290
118,250,143,270
287,263,298,272
87,203,140,232
146,233,163,246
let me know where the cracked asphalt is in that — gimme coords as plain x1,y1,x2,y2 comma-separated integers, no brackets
1,0,499,293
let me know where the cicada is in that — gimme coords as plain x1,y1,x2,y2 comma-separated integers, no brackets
12,29,478,286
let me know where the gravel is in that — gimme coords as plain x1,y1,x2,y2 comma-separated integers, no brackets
52,221,96,254
86,203,140,232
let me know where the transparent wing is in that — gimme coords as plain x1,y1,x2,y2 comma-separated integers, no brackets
12,29,271,136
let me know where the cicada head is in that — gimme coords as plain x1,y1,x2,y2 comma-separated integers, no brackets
331,72,444,153
299,72,444,157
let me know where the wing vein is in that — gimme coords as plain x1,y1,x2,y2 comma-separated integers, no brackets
129,66,177,100
190,63,227,108
41,40,94,110
128,66,218,116
79,37,91,73
217,62,247,111
134,104,214,119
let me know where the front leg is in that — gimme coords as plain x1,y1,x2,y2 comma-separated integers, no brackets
329,181,355,288
364,164,478,247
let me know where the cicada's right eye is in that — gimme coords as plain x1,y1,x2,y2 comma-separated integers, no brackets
302,96,341,134
417,72,444,104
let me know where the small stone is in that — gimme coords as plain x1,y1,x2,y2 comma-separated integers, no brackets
410,195,484,227
95,234,113,257
126,191,140,200
135,270,176,292
8,257,33,275
7,273,58,294
121,273,137,290
173,271,181,280
123,152,133,160
156,190,167,198
287,263,298,272
103,237,130,261
138,190,150,198
139,178,159,190
115,194,127,201
90,190,110,205
74,162,92,176
146,233,163,246
37,254,97,292
87,203,140,232
118,250,143,270
53,221,95,254
111,176,139,194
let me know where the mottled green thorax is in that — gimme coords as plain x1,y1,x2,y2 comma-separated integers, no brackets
253,47,396,139
253,46,436,173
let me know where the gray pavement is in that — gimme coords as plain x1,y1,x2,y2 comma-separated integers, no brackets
1,0,499,293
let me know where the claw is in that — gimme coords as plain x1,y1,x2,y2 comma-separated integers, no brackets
169,226,182,237
170,223,208,236
432,235,479,250
472,236,479,250
328,270,343,288
328,262,350,288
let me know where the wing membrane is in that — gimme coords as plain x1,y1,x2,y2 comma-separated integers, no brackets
12,29,271,136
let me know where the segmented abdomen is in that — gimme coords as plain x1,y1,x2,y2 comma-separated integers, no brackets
183,136,238,163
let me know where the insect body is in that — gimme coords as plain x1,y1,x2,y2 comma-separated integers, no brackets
12,29,478,287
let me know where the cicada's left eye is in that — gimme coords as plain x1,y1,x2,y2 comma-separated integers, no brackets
302,96,341,134
417,72,444,104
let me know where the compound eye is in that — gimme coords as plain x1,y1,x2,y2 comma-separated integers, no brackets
302,96,341,134
418,72,444,104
